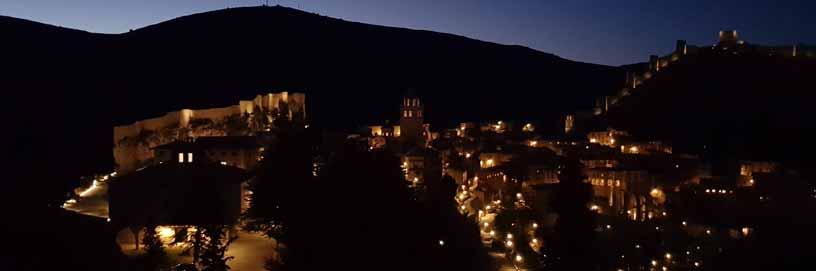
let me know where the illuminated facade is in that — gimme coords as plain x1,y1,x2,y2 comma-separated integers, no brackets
737,160,777,187
587,129,629,147
586,169,664,220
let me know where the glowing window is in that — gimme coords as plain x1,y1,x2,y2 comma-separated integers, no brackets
178,153,184,163
188,153,193,163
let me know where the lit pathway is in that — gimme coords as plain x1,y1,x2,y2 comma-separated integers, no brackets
61,173,279,271
62,177,110,219
226,231,279,271
489,252,530,271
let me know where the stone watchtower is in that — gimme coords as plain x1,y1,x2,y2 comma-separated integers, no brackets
400,93,424,147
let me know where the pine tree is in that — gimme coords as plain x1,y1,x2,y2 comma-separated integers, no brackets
142,224,167,270
197,225,237,271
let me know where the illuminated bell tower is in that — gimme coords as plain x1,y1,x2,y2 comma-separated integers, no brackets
400,94,424,146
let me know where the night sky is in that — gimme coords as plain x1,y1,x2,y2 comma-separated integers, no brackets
3,0,815,65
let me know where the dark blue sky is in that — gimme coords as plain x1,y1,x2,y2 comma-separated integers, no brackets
3,0,814,65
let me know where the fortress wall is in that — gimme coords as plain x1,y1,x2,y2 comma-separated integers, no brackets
113,111,183,145
190,105,241,121
290,92,306,116
239,100,254,114
113,92,306,173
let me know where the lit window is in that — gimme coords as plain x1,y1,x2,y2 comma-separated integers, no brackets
188,153,193,163
408,111,412,117
178,153,184,163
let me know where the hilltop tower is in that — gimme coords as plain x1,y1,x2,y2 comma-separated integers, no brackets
400,93,424,147
718,30,739,44
649,55,660,71
676,40,688,55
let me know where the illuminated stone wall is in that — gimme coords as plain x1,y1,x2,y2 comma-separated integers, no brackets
113,92,306,173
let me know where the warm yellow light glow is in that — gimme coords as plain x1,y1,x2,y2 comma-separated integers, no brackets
629,146,639,153
413,177,419,183
682,221,687,226
706,229,712,235
187,153,193,163
532,222,539,228
486,159,494,167
665,253,672,260
465,153,472,158
506,233,513,240
505,240,514,248
532,238,538,244
651,260,658,266
489,230,496,237
694,262,700,267
741,227,750,236
438,240,445,246
590,204,600,211
157,226,175,239
515,254,523,262
516,193,523,199
590,138,598,143
529,141,538,147
220,161,227,165
483,222,489,228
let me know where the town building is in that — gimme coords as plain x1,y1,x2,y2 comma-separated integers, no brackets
153,136,262,169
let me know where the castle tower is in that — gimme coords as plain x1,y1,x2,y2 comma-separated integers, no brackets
676,40,687,55
400,93,424,147
649,55,660,71
718,30,739,44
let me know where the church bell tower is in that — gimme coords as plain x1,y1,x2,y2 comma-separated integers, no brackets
399,94,424,147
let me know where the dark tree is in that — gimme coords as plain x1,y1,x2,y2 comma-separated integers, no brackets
549,155,596,270
424,175,495,270
248,133,494,270
141,224,168,270
243,122,312,241
197,225,237,271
